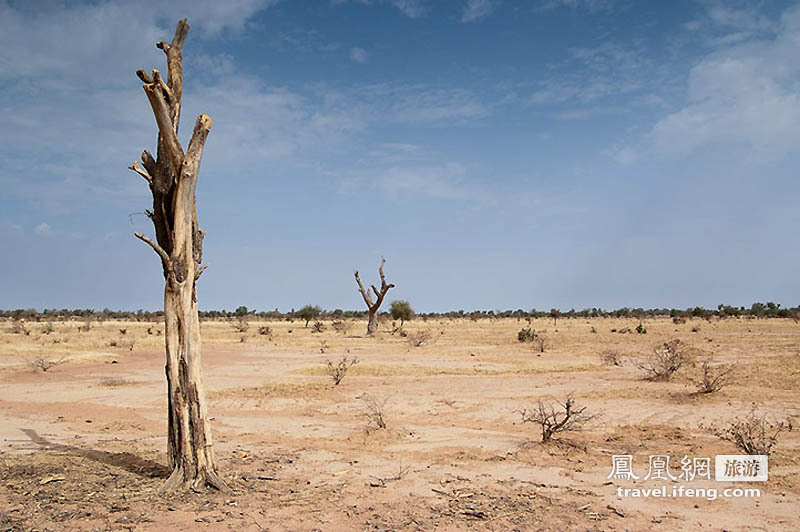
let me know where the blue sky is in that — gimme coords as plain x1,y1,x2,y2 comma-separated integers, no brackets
1,0,798,312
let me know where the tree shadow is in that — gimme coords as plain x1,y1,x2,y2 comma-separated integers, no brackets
20,428,169,479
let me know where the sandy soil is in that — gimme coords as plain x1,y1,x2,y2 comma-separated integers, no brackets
0,316,798,531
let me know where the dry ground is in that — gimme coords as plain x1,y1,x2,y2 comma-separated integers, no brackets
0,316,798,531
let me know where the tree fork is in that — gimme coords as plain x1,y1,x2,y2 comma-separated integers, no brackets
129,18,225,493
354,257,395,336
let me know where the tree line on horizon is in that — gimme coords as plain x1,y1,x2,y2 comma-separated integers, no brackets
1,301,797,321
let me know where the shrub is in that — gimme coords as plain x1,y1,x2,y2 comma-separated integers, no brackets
407,330,432,347
257,326,273,338
534,335,547,353
233,317,249,333
519,396,599,442
713,408,790,455
325,356,359,385
635,322,647,334
311,321,326,333
518,327,537,343
601,350,624,367
361,393,388,431
331,320,350,335
297,305,322,327
41,322,55,335
389,300,414,329
637,339,692,381
9,321,30,335
695,359,733,394
27,356,66,372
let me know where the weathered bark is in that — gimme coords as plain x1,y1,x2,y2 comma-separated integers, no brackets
354,257,395,336
130,19,224,492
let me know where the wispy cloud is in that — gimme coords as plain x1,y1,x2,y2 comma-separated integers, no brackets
530,43,659,107
534,0,619,13
341,162,494,203
651,4,800,160
332,0,429,18
350,47,368,63
461,0,495,22
34,223,54,237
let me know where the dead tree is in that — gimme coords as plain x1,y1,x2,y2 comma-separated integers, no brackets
128,19,224,492
354,257,395,336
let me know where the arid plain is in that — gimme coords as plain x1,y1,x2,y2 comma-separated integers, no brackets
0,316,798,531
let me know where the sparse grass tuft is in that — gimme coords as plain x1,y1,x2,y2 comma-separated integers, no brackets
361,393,388,431
695,359,734,394
325,356,359,385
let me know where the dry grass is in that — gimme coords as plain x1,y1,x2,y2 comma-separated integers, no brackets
1,316,800,530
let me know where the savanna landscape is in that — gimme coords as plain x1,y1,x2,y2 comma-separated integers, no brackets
0,313,798,531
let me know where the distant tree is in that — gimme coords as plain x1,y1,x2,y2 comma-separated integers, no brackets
234,306,249,317
550,308,561,326
297,305,322,327
354,257,395,336
390,300,414,329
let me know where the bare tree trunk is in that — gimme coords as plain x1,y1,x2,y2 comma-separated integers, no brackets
129,19,224,492
354,257,395,337
367,310,379,335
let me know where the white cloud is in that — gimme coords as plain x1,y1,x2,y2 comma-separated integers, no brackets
34,223,54,237
0,0,492,219
461,0,495,22
611,146,637,165
651,5,800,160
350,47,368,63
0,1,279,83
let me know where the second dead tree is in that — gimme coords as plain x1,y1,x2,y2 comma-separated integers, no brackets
354,257,395,336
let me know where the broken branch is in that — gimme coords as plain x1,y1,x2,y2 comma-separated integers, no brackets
134,232,171,266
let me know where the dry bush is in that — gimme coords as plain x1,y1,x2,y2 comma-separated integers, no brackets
407,330,432,347
233,317,249,333
673,317,686,324
27,356,66,372
325,356,359,385
601,350,624,367
319,340,329,354
712,407,791,455
257,326,273,338
695,359,734,394
331,320,350,335
534,335,547,353
9,321,31,336
77,317,92,332
517,327,537,343
40,322,55,335
312,321,326,333
637,339,693,381
519,396,599,442
361,393,388,431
